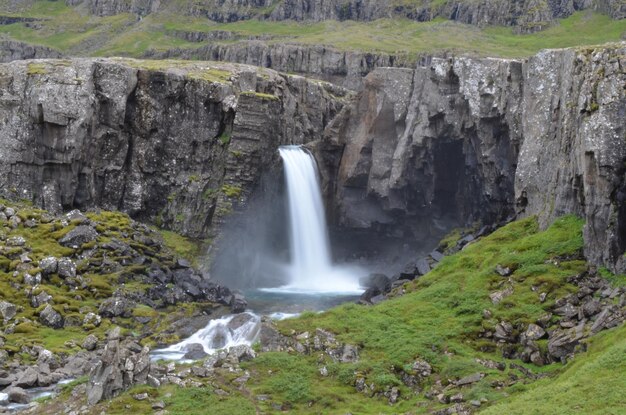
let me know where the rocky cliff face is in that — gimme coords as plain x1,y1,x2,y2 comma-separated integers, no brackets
319,57,523,245
0,40,63,63
515,45,626,273
321,43,625,272
0,58,349,238
68,0,625,31
144,42,417,91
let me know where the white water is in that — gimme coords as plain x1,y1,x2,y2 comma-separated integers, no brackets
269,146,363,294
151,312,261,361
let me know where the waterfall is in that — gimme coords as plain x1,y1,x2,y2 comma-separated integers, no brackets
275,146,362,294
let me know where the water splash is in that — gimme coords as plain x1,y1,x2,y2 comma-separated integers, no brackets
269,146,363,294
151,312,261,361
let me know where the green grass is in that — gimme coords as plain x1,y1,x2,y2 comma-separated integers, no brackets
0,3,624,59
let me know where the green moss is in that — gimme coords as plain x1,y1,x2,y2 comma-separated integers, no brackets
221,184,242,199
157,229,201,266
218,132,231,146
241,91,279,101
26,63,47,75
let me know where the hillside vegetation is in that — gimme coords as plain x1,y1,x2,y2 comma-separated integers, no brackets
0,0,624,58
29,214,626,414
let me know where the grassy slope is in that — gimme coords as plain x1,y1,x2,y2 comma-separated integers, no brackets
0,1,624,58
65,215,605,415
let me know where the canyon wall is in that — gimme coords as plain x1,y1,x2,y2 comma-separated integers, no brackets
321,43,625,272
144,42,418,91
69,0,625,31
0,58,349,238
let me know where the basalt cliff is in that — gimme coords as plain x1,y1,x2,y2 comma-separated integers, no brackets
0,43,624,274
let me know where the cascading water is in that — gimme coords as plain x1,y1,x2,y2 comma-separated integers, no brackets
151,312,261,361
272,146,363,294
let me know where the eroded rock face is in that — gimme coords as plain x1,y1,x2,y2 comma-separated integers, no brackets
0,58,347,238
321,43,626,273
321,57,523,244
515,46,626,274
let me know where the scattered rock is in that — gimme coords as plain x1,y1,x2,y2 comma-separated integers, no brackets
57,258,77,279
39,304,64,329
82,334,98,351
59,225,98,247
524,324,546,341
0,301,17,322
38,257,58,275
98,297,135,318
495,264,512,276
456,373,483,386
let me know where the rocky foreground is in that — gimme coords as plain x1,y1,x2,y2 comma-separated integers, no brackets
0,200,247,410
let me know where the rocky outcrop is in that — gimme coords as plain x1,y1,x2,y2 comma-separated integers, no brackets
0,58,348,238
515,45,626,273
321,43,626,273
144,42,416,90
68,0,624,31
0,40,63,63
86,327,151,404
320,57,523,244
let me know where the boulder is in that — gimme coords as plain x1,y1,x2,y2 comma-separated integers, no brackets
524,324,546,341
59,225,98,247
82,334,99,351
83,312,102,327
31,290,52,308
230,292,247,314
98,297,135,318
38,257,58,275
39,304,64,329
57,258,77,279
15,367,38,388
359,273,391,292
416,258,431,276
182,343,207,360
0,301,16,321
6,386,30,404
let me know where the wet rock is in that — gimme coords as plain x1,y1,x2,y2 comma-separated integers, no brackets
230,292,247,313
59,225,98,247
6,386,30,404
359,273,391,292
182,343,207,360
0,301,16,322
430,250,444,262
39,304,64,329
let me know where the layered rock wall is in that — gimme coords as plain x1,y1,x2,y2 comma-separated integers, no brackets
68,0,625,31
144,42,417,91
322,43,625,272
0,58,348,238
515,46,626,272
